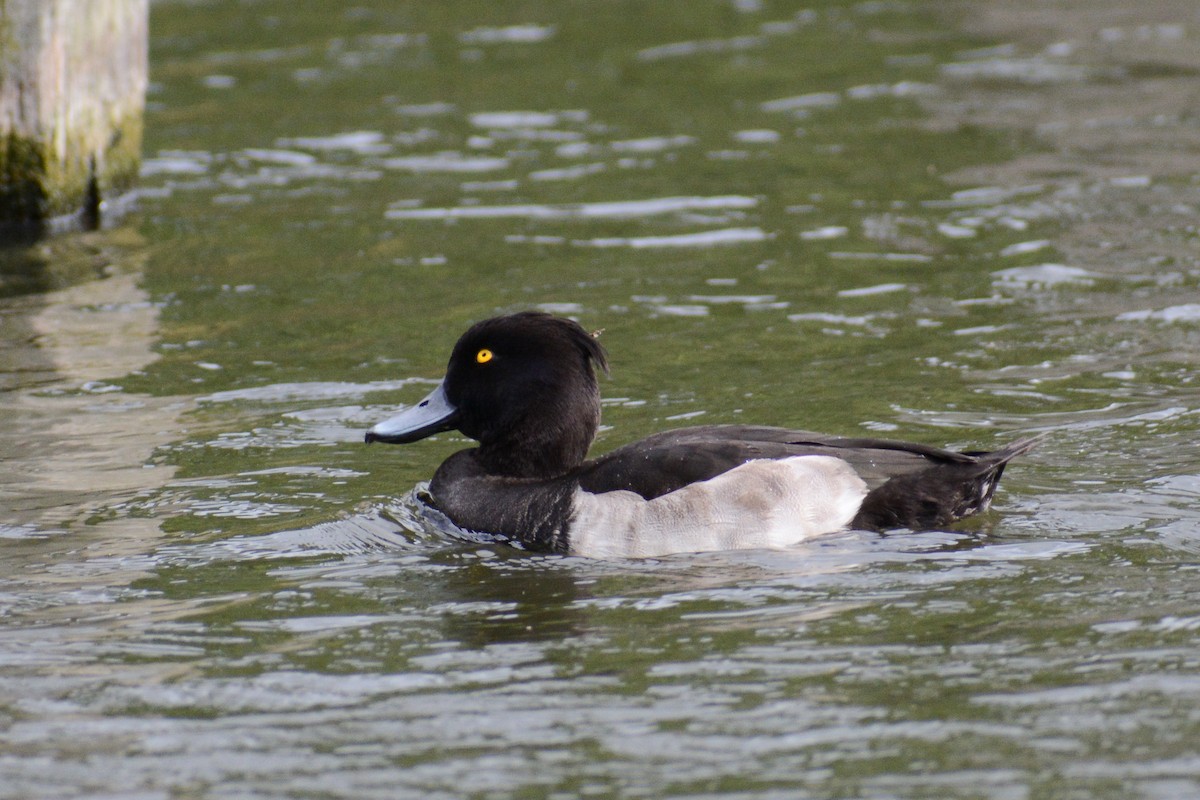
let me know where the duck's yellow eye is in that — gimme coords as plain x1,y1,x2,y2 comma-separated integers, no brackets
476,348,493,364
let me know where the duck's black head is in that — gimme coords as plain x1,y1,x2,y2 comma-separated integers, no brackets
366,311,609,478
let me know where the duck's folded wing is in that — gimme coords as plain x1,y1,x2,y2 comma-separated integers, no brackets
577,424,977,500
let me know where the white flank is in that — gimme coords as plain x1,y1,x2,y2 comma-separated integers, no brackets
568,456,868,559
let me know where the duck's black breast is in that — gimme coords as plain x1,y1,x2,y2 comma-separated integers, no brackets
429,450,578,553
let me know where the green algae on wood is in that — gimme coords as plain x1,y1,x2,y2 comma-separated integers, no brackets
0,0,148,239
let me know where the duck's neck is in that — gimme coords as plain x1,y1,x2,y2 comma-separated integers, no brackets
475,402,598,480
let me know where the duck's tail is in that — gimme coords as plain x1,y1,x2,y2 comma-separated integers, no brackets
853,433,1045,531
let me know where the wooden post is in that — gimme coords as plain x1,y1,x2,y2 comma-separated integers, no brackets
0,0,147,239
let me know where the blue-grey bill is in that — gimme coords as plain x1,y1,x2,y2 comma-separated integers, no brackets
365,380,459,444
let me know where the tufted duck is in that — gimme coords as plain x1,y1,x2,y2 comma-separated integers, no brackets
366,312,1040,558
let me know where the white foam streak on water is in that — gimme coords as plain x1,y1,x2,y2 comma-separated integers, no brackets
998,239,1051,256
276,131,389,153
941,58,1092,83
645,304,710,317
837,282,908,297
829,252,932,263
200,379,430,404
382,154,511,173
573,227,772,248
1117,304,1200,323
608,135,697,152
992,263,1096,288
141,155,210,175
789,312,876,326
936,222,977,238
242,148,319,166
845,81,940,99
385,194,758,220
468,110,582,128
800,225,849,240
733,129,781,143
636,35,765,62
458,24,557,45
528,162,606,181
684,294,778,304
923,184,1046,208
760,92,842,112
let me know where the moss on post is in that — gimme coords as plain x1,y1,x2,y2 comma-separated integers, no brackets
0,0,148,239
